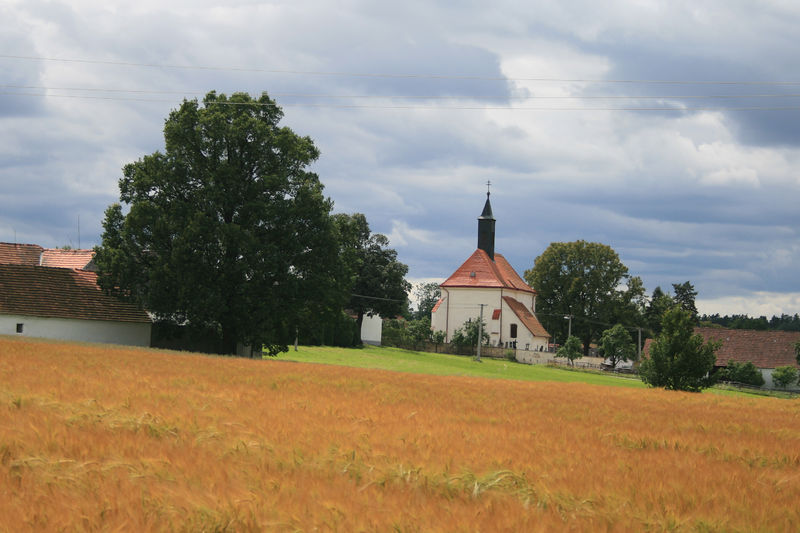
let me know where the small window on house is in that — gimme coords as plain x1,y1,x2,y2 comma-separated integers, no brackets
510,324,517,338
16,323,24,334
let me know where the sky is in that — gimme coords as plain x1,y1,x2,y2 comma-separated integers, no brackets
2,0,800,318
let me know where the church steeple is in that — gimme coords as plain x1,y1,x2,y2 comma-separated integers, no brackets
477,182,495,261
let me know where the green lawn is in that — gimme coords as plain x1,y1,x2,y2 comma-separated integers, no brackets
275,344,647,388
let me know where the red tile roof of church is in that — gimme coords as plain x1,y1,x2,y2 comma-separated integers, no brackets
502,296,550,338
0,264,150,323
643,327,800,369
440,249,535,294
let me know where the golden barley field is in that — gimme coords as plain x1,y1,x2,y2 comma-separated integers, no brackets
1,337,799,532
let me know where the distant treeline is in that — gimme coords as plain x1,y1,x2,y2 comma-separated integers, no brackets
699,313,800,331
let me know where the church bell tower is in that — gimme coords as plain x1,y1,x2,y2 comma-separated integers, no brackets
477,184,495,261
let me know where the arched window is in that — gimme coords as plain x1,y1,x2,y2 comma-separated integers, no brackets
510,324,517,338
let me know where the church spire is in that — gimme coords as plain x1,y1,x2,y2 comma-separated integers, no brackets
477,181,495,260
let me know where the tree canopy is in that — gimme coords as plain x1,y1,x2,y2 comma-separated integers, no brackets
599,324,636,369
94,91,345,355
334,213,410,337
412,281,441,320
555,335,583,366
639,308,720,392
524,240,644,355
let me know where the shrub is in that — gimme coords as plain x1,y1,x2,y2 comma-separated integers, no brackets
555,336,583,366
772,366,799,389
723,360,765,387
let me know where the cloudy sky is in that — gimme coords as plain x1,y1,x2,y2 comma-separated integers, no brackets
2,0,800,317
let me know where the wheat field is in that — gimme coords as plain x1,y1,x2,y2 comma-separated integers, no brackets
1,336,799,531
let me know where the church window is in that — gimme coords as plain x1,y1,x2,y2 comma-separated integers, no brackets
510,324,517,338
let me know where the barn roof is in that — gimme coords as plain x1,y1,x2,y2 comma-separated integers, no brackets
40,249,96,270
643,327,800,369
0,242,43,266
0,264,150,323
440,249,535,294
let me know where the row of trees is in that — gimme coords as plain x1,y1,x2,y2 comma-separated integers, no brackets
94,92,409,356
523,240,702,356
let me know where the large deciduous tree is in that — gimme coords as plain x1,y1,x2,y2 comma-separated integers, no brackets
639,308,720,392
524,240,644,355
334,213,410,337
94,91,344,355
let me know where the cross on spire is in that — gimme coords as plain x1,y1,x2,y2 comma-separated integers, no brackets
486,180,491,197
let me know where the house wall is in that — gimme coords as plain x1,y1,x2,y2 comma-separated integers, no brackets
760,368,800,391
361,314,382,346
2,314,151,347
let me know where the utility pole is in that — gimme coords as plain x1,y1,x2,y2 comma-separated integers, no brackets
476,304,486,362
637,327,642,360
564,314,573,339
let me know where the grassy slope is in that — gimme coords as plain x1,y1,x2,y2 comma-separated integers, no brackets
276,344,646,388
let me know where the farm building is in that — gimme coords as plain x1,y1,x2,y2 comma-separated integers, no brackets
696,327,800,389
431,192,550,351
0,263,152,346
643,327,800,390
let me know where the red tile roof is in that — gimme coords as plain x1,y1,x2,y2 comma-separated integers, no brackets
0,264,150,323
0,242,43,266
491,308,501,320
502,296,550,338
40,249,95,270
643,328,800,369
696,327,800,369
441,249,536,294
431,298,443,313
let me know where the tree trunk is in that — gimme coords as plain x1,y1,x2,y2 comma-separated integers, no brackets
221,324,238,356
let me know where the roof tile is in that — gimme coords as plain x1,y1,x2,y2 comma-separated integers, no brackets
643,327,800,369
0,242,43,266
441,249,535,294
0,264,150,323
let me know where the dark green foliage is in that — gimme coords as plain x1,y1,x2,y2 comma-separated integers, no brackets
671,281,698,321
645,286,675,336
639,308,720,392
795,342,800,365
334,213,411,338
524,240,645,356
699,313,800,332
412,282,441,320
722,360,765,387
600,324,636,369
293,311,360,348
555,335,583,365
94,91,345,355
772,366,799,389
451,318,489,352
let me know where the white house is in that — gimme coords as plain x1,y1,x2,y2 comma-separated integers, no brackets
431,193,550,351
0,263,152,347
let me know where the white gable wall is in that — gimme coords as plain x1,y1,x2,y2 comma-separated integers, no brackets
2,314,151,347
432,287,544,348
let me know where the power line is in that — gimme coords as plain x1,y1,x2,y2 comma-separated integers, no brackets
7,84,800,100
4,54,800,86
5,91,800,111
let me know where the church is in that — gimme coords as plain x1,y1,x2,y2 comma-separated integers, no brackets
431,192,550,351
